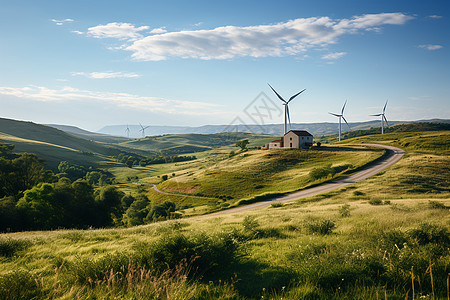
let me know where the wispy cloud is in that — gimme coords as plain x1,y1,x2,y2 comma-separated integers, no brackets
322,52,347,60
0,85,222,116
51,18,74,26
418,44,443,50
149,27,167,34
91,12,411,61
72,71,140,79
427,15,442,19
71,30,84,35
87,22,150,40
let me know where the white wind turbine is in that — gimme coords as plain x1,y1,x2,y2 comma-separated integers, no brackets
329,100,350,142
268,83,306,135
370,100,389,134
139,123,150,138
125,124,130,138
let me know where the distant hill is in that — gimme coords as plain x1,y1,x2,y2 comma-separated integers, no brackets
118,132,275,155
45,124,129,144
98,119,450,138
0,118,123,170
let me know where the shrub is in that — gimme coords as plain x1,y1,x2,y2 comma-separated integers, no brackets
428,200,447,209
270,202,284,208
306,219,336,235
368,199,383,205
353,190,365,196
409,223,450,246
161,175,168,181
242,215,259,232
0,238,32,257
339,204,351,217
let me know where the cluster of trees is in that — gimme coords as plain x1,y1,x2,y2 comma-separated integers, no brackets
116,152,196,168
58,161,112,184
122,195,179,226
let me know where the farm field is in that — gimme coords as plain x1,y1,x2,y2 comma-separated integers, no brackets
1,130,449,299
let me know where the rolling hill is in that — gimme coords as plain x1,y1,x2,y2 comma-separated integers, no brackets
0,118,124,170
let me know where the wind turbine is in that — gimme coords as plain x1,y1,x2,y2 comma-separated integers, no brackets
125,125,130,138
268,83,306,135
370,100,389,134
139,123,150,138
329,100,350,142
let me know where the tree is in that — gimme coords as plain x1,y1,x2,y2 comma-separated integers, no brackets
235,139,249,150
123,195,150,226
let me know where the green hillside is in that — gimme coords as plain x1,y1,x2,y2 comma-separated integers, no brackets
45,124,130,144
0,118,123,169
118,132,276,154
0,131,449,299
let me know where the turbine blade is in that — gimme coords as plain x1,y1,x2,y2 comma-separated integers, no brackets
287,89,306,103
329,112,341,117
144,126,150,130
383,100,388,114
370,114,382,116
267,83,286,103
139,122,144,130
341,100,347,115
286,105,291,127
383,115,389,127
342,116,350,129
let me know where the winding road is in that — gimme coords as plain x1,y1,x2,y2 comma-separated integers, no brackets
149,143,405,216
208,143,404,216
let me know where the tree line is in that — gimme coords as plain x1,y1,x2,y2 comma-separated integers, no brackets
0,143,179,232
116,152,196,168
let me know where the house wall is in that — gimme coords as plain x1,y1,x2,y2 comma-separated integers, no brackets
283,132,313,148
283,131,299,148
268,141,283,149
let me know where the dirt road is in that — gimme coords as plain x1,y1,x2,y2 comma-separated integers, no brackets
206,143,405,216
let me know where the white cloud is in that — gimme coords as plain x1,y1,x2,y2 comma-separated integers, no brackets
72,30,84,35
72,71,140,79
87,22,150,40
0,85,222,116
427,15,442,19
51,18,74,25
114,13,413,61
149,27,167,34
418,44,443,50
322,52,347,60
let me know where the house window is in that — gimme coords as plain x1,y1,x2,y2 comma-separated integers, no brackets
290,143,292,147
302,137,304,140
290,137,292,140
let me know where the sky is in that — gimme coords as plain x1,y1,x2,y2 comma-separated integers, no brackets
0,0,449,132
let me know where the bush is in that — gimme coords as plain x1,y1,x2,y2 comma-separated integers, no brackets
339,204,351,217
309,164,335,180
161,175,168,181
242,215,259,232
409,223,450,246
270,202,284,208
306,219,336,235
353,191,365,196
428,200,447,209
368,199,383,205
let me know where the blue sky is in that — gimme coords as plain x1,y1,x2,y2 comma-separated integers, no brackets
0,0,448,131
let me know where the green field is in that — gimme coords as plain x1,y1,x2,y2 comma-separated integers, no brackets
1,126,449,299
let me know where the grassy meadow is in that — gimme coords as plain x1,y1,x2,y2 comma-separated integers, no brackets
0,130,449,299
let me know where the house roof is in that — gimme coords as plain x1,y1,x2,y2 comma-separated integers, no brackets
270,139,283,143
286,130,313,137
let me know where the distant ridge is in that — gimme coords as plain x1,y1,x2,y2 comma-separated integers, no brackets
98,119,450,138
45,124,129,144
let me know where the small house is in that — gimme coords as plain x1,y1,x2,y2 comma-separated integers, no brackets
268,139,284,149
283,130,313,149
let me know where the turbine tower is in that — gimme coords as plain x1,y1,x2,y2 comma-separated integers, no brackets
139,123,150,138
329,100,350,142
268,83,305,135
125,125,130,138
370,100,389,134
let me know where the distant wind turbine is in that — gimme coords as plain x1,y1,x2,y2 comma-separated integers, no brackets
370,100,389,134
125,124,130,138
139,123,150,138
329,100,350,142
268,83,306,135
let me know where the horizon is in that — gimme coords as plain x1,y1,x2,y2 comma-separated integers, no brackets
0,0,449,132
